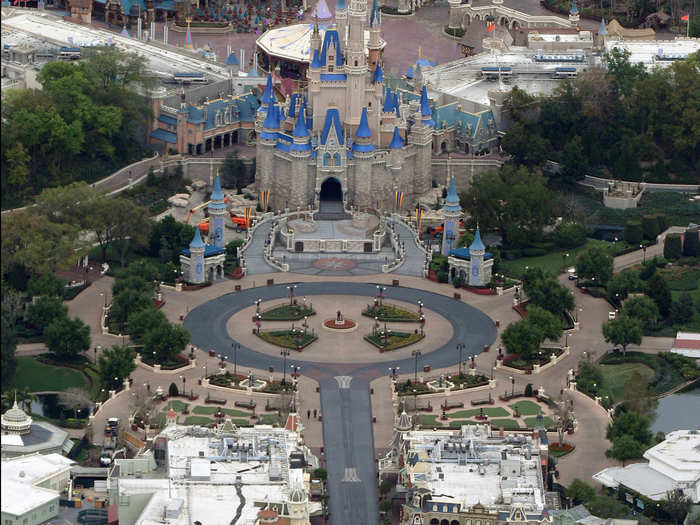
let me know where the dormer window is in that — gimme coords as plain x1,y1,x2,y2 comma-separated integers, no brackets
329,55,334,63
328,65,334,72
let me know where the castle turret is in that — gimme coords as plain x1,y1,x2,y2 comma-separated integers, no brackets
256,102,279,208
186,227,206,283
353,107,375,206
468,227,487,286
441,176,462,256
367,0,382,68
597,18,607,49
310,14,322,55
345,0,368,127
286,486,309,525
569,0,579,25
389,125,404,178
336,0,348,49
208,174,227,249
408,85,434,200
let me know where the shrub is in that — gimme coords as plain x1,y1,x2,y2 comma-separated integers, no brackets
624,221,643,245
553,222,588,249
663,234,683,260
642,215,660,240
656,214,668,233
444,25,465,37
453,277,463,288
683,229,699,256
522,248,547,257
524,383,534,396
437,271,449,283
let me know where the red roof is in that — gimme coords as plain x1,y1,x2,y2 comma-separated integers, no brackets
284,413,299,432
674,338,700,349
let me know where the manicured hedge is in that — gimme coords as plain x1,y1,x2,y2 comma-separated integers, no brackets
624,221,643,245
642,215,660,240
683,229,699,256
663,234,683,260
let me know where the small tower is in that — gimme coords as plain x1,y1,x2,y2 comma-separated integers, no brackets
166,407,177,427
207,174,227,249
336,0,348,49
569,0,579,25
310,13,322,55
186,227,206,283
597,18,607,49
441,176,462,256
467,227,487,286
367,0,382,68
287,486,309,525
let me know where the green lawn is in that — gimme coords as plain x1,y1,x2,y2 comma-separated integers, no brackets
599,362,655,401
449,407,509,419
13,357,87,392
500,239,612,278
192,406,251,417
525,416,554,428
365,331,424,351
489,418,522,430
449,419,480,427
257,414,279,426
184,416,213,426
167,400,189,411
509,400,542,416
259,304,315,321
418,414,444,427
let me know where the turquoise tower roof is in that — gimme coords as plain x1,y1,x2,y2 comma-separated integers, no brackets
336,0,346,10
599,18,607,35
442,177,461,212
390,126,404,149
470,228,485,251
210,175,224,202
189,226,206,249
262,74,274,104
570,0,578,13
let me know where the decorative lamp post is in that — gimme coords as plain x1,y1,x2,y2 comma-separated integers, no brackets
457,343,465,377
413,388,418,414
389,367,399,382
417,300,423,315
613,237,618,256
419,315,425,336
510,376,515,397
411,350,422,383
287,284,296,305
281,349,290,384
491,367,495,380
256,298,262,314
232,342,239,378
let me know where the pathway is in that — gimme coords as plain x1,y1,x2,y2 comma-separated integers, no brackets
391,220,427,277
240,221,277,275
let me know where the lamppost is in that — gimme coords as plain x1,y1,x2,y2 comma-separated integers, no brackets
639,244,647,263
202,365,207,380
510,376,515,397
256,298,262,314
457,343,465,377
417,300,423,315
152,351,157,365
412,388,418,414
562,252,569,272
114,377,119,390
290,363,300,390
419,315,425,336
232,342,239,378
376,285,386,306
613,237,618,256
411,350,422,383
287,284,296,305
491,367,495,380
180,375,186,396
389,367,400,382
281,349,290,384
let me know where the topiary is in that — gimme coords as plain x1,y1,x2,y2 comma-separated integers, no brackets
624,221,643,245
437,271,449,283
663,234,682,260
683,229,699,257
642,215,660,240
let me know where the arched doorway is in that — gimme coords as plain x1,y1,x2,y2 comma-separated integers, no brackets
318,177,343,217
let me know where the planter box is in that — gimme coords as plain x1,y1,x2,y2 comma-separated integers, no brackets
454,293,461,300
235,284,241,291
392,280,399,287
423,365,431,373
267,279,274,286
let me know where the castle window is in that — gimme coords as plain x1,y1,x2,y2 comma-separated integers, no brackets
354,60,358,66
368,102,372,107
328,65,334,72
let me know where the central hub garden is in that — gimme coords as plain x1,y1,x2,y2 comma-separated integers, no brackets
226,294,452,363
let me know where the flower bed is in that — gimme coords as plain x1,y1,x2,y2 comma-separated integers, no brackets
258,304,315,321
141,353,189,370
452,374,490,389
256,329,317,350
362,304,420,322
323,318,356,329
365,331,424,351
462,285,496,295
548,442,575,457
183,282,212,291
396,381,431,396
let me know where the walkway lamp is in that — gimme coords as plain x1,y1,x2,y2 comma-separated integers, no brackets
491,367,495,380
457,343,466,377
287,284,296,305
613,237,618,255
413,388,418,413
281,349,290,384
232,342,240,378
510,376,515,397
411,350,422,383
389,367,400,382
256,298,262,314
202,365,207,380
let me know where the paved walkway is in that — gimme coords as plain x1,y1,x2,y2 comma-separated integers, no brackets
240,221,276,275
391,220,428,277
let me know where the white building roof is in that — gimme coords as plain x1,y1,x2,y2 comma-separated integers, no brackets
1,479,59,517
1,452,73,485
643,430,700,482
672,332,700,358
603,38,700,69
593,463,678,500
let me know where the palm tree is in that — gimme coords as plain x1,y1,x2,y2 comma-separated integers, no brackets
15,387,38,415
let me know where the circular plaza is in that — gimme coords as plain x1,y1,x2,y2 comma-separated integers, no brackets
184,281,497,373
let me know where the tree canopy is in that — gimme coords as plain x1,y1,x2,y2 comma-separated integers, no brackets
602,315,643,354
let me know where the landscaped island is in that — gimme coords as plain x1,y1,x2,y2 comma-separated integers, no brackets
362,304,420,322
365,330,424,351
258,304,316,321
256,329,317,350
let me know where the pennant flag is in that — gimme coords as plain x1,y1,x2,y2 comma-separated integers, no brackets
399,191,404,209
487,22,495,32
681,13,689,21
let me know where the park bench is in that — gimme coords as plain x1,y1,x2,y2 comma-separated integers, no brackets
471,399,494,406
205,396,226,405
444,401,464,410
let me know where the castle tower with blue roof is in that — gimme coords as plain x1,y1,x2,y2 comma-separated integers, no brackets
446,226,493,287
207,174,227,249
441,176,462,256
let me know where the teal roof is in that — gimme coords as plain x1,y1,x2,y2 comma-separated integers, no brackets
570,0,578,13
210,175,224,202
390,126,404,149
189,226,205,249
321,107,343,145
336,0,346,9
599,17,607,35
443,177,461,212
226,52,239,66
355,107,372,138
470,228,485,251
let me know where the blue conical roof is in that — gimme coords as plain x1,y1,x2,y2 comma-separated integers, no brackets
369,0,379,26
355,107,372,138
189,226,206,249
293,104,310,137
311,48,322,68
263,102,279,128
383,88,394,113
226,52,239,66
210,175,224,202
313,0,332,20
442,177,462,212
374,62,384,83
262,74,274,104
336,0,346,10
470,228,485,251
390,126,404,149
599,17,607,35
570,0,578,13
420,85,434,126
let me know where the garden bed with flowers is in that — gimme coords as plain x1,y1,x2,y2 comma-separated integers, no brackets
256,329,317,350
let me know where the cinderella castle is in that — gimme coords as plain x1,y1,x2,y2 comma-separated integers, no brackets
255,0,440,213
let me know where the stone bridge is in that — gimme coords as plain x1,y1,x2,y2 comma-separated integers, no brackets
447,0,573,31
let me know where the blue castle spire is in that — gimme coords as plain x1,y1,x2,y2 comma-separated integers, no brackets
210,175,224,202
389,126,404,149
420,85,435,126
470,228,485,251
293,104,310,137
261,74,274,105
263,102,279,129
442,177,461,212
383,88,394,113
374,62,384,83
189,226,206,249
311,48,322,68
369,0,379,26
599,17,607,35
355,107,372,138
570,0,578,13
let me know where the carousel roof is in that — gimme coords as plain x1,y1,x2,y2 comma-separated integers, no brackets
256,23,383,64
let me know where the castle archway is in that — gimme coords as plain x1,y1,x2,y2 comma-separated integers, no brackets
510,19,521,28
462,12,471,25
320,177,342,202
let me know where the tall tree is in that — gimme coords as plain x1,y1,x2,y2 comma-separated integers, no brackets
647,273,672,318
45,316,90,359
602,315,643,355
622,295,661,329
576,245,614,284
98,346,137,390
501,319,544,359
110,198,151,267
605,434,645,465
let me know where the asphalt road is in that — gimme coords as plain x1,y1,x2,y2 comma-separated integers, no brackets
183,281,497,525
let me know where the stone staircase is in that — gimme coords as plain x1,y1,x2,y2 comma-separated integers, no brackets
313,200,351,221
